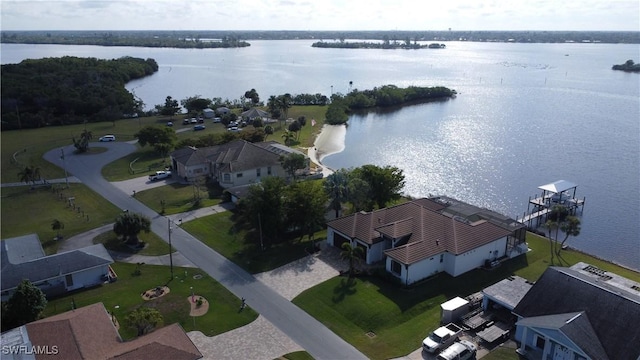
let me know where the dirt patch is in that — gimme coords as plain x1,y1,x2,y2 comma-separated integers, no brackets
188,296,209,316
141,286,170,300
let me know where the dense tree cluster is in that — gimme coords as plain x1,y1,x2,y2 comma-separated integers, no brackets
1,31,249,48
1,56,158,129
235,177,328,247
325,85,456,124
324,165,405,215
1,280,47,331
612,59,640,72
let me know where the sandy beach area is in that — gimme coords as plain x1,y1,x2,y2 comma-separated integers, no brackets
307,124,346,177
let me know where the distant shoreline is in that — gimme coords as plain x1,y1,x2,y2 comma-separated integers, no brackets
2,30,638,46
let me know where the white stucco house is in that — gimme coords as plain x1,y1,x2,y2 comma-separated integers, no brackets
326,197,527,285
170,139,307,188
1,234,115,300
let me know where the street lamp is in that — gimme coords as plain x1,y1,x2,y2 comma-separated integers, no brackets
168,218,174,280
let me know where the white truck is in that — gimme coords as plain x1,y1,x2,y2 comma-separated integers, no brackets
148,170,171,181
422,323,464,353
436,340,477,360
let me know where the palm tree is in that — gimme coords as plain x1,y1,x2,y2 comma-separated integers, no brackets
324,169,349,218
73,129,93,153
17,165,41,186
557,216,581,255
51,219,64,239
544,219,558,264
281,130,295,146
341,242,364,279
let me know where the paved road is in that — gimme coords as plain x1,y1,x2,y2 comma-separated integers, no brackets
43,142,367,360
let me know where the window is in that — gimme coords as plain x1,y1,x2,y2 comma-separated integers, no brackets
535,335,546,349
391,260,402,275
267,166,272,175
223,173,231,182
237,172,243,178
65,274,74,287
440,254,444,263
256,168,261,177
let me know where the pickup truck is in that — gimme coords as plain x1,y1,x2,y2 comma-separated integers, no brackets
149,170,171,181
422,323,464,353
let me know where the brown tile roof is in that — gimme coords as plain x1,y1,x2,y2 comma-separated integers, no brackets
25,303,201,360
327,198,514,265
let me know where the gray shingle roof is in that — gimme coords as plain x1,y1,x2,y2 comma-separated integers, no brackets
516,312,609,360
513,266,640,360
171,140,296,174
1,235,113,291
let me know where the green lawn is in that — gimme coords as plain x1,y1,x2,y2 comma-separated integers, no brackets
0,184,122,254
292,233,640,360
42,262,258,340
1,116,171,184
134,182,222,215
181,211,327,274
92,230,174,256
280,351,315,360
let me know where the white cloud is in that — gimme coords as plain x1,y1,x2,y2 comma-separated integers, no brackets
1,0,638,31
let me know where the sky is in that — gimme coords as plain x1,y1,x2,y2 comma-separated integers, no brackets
1,0,639,32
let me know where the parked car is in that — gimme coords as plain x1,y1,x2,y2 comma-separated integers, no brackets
227,126,241,132
183,118,190,125
99,135,116,142
213,117,221,123
194,124,206,131
149,170,172,181
436,340,477,360
190,117,198,124
423,323,464,353
166,121,173,127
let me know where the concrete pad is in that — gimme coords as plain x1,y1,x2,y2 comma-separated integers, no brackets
188,316,303,360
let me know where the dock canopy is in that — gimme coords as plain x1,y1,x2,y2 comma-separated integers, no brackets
538,180,577,194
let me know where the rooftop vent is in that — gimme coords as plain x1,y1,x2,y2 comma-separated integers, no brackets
583,265,612,281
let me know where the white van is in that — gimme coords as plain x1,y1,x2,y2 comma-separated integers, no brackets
436,340,477,360
99,135,116,142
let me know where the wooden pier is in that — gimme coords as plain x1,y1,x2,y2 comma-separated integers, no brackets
518,180,585,228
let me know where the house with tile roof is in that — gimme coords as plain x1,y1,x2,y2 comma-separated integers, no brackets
170,139,306,188
512,263,640,360
326,196,527,285
0,302,202,360
1,234,114,301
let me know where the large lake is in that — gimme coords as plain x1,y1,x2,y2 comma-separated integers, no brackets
2,40,639,271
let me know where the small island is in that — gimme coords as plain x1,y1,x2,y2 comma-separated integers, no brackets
612,59,640,72
312,40,445,49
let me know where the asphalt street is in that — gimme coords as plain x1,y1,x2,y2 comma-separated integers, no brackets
43,142,367,360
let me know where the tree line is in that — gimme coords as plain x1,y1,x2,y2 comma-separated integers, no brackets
3,30,638,44
325,85,456,124
1,56,158,130
1,32,249,49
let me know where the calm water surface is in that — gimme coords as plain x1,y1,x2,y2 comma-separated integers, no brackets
2,41,639,270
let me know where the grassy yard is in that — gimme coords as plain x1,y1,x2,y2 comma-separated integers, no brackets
1,116,172,184
42,262,258,340
292,233,640,360
0,184,122,254
181,211,327,274
1,106,328,184
92,230,174,256
280,351,315,360
134,182,222,215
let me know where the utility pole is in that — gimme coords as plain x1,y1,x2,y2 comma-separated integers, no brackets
60,148,69,188
168,218,174,280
